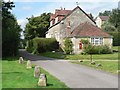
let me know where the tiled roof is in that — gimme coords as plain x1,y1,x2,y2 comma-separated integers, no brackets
49,6,96,29
71,22,111,37
50,14,56,21
55,9,71,16
99,16,109,21
50,9,71,21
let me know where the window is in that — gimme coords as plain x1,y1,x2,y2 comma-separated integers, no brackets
91,37,103,45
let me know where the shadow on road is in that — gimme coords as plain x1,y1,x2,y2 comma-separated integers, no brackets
19,49,56,61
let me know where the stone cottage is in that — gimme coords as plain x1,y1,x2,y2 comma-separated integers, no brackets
46,6,112,54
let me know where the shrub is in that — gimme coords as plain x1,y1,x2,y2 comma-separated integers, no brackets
64,38,73,54
32,38,59,54
81,39,89,44
83,44,112,54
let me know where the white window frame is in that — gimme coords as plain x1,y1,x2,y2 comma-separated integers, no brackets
91,37,103,45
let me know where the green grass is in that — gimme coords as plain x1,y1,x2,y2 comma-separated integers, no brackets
71,61,118,74
65,53,118,60
40,52,65,59
40,46,119,60
40,52,118,60
2,59,68,88
0,60,2,90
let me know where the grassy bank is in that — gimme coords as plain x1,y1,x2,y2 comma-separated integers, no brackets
2,58,68,88
40,52,118,60
40,46,119,60
71,61,118,74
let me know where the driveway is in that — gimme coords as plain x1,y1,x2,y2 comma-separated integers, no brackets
19,50,118,88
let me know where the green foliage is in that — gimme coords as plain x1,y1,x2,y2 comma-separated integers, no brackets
26,38,59,54
2,1,22,57
25,13,50,40
109,32,120,46
109,9,120,30
26,40,34,53
99,10,111,16
81,39,89,44
64,38,73,54
100,9,120,32
83,44,112,54
102,22,117,32
100,8,120,46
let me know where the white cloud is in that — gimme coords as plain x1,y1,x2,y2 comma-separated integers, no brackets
21,6,32,10
17,19,28,30
13,0,119,2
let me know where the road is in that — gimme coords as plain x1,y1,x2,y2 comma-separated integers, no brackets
19,50,118,88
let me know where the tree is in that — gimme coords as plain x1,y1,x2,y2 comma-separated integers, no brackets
100,8,120,46
25,13,50,40
2,1,22,57
99,10,111,16
101,22,117,32
109,9,120,31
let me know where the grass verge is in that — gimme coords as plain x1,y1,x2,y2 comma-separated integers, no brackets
40,52,118,60
2,58,68,88
71,61,118,74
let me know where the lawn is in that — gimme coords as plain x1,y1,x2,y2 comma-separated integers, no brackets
40,52,65,59
40,52,118,60
2,58,68,88
71,61,118,74
40,46,119,60
0,60,2,90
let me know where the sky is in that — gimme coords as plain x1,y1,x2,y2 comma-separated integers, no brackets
4,0,119,38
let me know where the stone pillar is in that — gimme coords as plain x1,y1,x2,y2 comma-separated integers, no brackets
26,60,32,69
38,74,47,87
34,66,40,78
19,57,24,64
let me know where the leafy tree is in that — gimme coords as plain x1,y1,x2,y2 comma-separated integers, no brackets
2,1,22,57
101,22,117,32
25,13,50,40
99,10,111,16
100,8,120,46
64,38,73,54
109,9,120,31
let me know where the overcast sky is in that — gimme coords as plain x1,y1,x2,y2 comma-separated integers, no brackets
4,0,119,38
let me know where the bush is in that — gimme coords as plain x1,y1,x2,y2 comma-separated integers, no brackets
32,38,59,54
83,44,112,54
64,38,73,54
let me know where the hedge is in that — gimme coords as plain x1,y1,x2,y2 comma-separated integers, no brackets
83,44,112,54
26,38,59,54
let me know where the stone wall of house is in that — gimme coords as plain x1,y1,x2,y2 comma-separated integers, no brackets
95,17,102,28
61,8,96,34
103,37,113,48
47,8,96,43
46,24,60,42
71,37,90,54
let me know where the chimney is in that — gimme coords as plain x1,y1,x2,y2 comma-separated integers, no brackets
64,8,65,10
